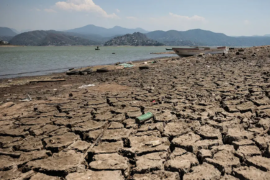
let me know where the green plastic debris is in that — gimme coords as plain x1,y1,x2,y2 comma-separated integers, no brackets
119,63,134,68
136,112,154,123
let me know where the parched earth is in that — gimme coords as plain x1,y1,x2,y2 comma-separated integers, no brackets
1,46,270,179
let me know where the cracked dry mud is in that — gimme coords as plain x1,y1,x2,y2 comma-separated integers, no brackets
1,46,270,179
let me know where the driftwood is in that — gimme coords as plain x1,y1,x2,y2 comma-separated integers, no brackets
76,121,111,170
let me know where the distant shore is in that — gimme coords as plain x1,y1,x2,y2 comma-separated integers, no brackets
0,45,23,47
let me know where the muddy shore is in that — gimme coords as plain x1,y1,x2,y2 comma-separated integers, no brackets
1,46,270,179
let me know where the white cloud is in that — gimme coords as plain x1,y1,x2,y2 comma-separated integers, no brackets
55,0,118,18
169,13,206,22
126,16,138,21
116,9,120,13
44,9,56,13
244,20,250,25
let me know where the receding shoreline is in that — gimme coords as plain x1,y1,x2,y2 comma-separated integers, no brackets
0,45,23,47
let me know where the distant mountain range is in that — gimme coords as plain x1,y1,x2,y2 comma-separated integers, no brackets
10,30,97,46
66,24,148,37
104,32,163,46
0,27,17,41
146,29,270,46
2,24,270,46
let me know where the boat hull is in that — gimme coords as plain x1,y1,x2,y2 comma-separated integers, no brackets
172,46,228,57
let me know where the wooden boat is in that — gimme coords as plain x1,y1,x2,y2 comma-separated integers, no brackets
172,46,228,57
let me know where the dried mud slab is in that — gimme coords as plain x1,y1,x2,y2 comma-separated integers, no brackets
0,169,35,180
235,145,261,159
246,156,270,171
163,122,191,137
89,153,129,177
17,136,44,152
0,155,18,171
44,132,79,152
30,172,62,180
224,128,254,144
183,163,221,180
19,150,51,164
134,152,167,173
165,152,199,173
26,150,83,176
91,141,123,154
72,120,106,132
123,136,170,155
133,171,180,180
69,140,91,153
66,170,124,180
87,128,132,141
233,166,270,180
195,125,222,139
172,132,201,152
205,150,240,174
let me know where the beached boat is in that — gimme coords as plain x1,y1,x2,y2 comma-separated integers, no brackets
172,46,228,57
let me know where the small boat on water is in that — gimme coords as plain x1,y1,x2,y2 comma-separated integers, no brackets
172,46,228,57
166,48,173,51
95,46,100,50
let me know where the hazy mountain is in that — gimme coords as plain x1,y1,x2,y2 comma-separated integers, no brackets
10,30,98,46
146,29,270,46
7,24,270,46
0,27,17,37
63,32,111,44
0,27,17,41
104,32,163,46
67,24,149,37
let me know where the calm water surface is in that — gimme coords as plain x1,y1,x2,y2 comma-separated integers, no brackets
0,46,177,79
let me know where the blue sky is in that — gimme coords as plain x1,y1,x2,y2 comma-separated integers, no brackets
0,0,269,36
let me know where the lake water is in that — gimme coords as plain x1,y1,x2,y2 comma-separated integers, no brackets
0,46,177,79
